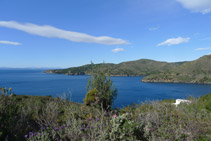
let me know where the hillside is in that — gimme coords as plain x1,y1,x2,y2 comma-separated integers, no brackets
142,55,211,84
46,55,211,84
45,59,184,76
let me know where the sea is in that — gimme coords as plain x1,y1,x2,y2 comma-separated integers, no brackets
1,69,211,108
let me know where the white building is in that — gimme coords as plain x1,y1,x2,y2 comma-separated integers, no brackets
173,99,191,107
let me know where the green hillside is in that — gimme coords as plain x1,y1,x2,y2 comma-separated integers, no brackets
45,59,184,76
142,55,211,84
46,63,116,75
46,54,211,84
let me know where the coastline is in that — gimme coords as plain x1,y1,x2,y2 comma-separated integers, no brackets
141,79,211,85
44,70,142,77
45,71,211,84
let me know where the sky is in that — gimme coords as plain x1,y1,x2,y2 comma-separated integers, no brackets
0,0,211,68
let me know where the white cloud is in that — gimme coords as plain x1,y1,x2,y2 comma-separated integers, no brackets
0,21,128,45
0,40,21,45
158,37,190,46
176,0,211,14
149,26,159,31
195,47,211,51
112,48,125,53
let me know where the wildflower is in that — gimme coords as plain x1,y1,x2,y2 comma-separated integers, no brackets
29,132,34,138
113,114,117,118
60,126,64,130
24,135,28,138
41,126,45,130
146,128,150,131
88,117,92,121
96,117,99,122
80,127,84,130
54,127,59,131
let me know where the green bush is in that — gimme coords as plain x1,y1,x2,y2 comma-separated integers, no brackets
86,71,117,110
83,88,99,106
109,113,136,140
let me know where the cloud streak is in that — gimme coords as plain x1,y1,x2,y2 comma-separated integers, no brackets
158,37,190,46
176,0,211,14
0,40,21,45
0,21,128,45
195,47,211,51
149,26,159,31
112,48,125,53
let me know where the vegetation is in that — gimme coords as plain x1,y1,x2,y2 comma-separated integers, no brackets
142,55,211,84
141,55,211,84
84,71,117,110
46,54,211,84
1,85,211,140
83,88,99,106
1,68,211,140
45,59,183,76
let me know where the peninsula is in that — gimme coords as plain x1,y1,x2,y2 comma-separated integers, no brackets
45,55,211,84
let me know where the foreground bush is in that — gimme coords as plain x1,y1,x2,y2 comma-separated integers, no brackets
0,87,211,141
85,71,117,110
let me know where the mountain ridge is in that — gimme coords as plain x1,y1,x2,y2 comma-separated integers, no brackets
45,55,211,84
142,55,211,84
45,59,186,76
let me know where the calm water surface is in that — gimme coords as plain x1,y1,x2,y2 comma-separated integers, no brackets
1,69,211,107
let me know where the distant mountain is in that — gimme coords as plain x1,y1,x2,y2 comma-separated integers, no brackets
46,55,211,84
142,55,211,84
0,67,62,70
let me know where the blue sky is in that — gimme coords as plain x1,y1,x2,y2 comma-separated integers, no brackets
1,0,211,68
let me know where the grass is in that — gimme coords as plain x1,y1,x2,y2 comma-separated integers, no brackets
0,90,211,141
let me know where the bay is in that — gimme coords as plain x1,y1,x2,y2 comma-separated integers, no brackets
1,69,211,107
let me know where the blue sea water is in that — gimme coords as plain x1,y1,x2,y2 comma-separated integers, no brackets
1,69,211,107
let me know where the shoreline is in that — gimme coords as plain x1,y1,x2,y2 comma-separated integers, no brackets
44,71,144,77
45,71,211,85
141,79,211,85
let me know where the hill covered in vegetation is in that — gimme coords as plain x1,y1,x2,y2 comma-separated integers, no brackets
142,55,211,84
45,59,184,76
46,54,211,84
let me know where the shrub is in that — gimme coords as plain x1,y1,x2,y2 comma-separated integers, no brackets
0,87,14,96
109,113,136,140
83,88,99,106
1,87,211,140
86,71,117,110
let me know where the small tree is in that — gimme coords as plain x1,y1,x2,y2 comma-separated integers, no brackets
84,71,117,110
0,87,13,96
